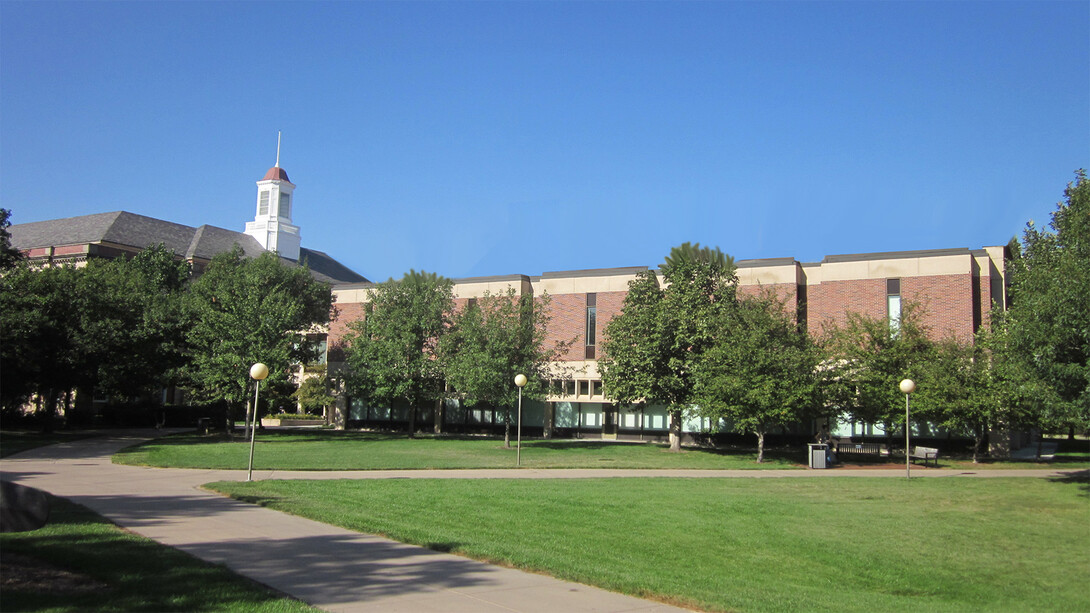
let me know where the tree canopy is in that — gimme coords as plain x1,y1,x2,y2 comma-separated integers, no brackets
342,270,454,434
185,247,333,428
442,288,564,445
1004,170,1089,434
601,244,737,451
821,301,934,439
693,292,821,462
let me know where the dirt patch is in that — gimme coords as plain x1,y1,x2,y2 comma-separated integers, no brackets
0,552,109,594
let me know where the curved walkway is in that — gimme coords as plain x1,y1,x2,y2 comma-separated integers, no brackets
2,431,1084,612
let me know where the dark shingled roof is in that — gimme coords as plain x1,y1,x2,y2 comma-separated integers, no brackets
10,211,368,284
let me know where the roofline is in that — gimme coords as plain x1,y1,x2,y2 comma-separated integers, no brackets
540,266,649,279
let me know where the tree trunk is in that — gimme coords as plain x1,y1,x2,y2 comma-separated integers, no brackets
39,389,59,434
433,398,443,434
972,425,984,464
756,430,766,463
504,410,511,448
543,402,554,439
408,405,417,438
668,409,682,452
243,398,253,439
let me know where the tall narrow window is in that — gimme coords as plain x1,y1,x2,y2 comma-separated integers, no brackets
585,293,597,359
258,191,270,215
887,278,902,337
278,192,291,218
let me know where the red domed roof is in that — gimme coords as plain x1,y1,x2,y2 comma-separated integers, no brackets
262,166,291,182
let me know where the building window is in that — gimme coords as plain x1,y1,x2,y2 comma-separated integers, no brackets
585,293,597,359
258,191,270,215
887,278,901,337
278,192,291,218
592,380,603,397
578,380,590,397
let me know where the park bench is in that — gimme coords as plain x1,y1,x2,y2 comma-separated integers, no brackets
909,446,939,467
835,441,888,456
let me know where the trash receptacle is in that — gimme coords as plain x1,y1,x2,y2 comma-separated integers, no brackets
808,443,828,469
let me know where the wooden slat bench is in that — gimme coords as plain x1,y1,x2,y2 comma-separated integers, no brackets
909,446,939,467
835,442,888,456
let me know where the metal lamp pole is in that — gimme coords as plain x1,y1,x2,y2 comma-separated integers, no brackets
900,379,916,479
247,363,269,482
514,374,527,467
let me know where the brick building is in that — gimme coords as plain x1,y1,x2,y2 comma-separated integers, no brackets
327,246,1008,440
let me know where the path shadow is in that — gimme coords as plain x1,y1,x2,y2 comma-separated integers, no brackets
1048,469,1090,495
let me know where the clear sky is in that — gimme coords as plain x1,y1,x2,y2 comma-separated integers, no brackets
2,1,1087,282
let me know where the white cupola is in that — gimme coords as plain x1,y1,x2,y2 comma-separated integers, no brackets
244,133,302,260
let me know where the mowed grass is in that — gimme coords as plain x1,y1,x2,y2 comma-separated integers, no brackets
0,495,316,613
207,476,1090,613
113,430,807,470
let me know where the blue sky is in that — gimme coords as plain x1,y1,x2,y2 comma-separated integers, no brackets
2,1,1087,282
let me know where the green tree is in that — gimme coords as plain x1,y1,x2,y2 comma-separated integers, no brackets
822,301,935,445
914,335,999,462
442,289,565,446
74,245,191,400
291,375,337,416
600,244,737,451
342,270,454,435
0,263,84,428
0,208,24,270
185,248,333,432
693,292,821,462
1005,170,1090,435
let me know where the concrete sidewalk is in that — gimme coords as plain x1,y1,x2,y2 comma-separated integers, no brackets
2,431,1084,612
0,431,688,613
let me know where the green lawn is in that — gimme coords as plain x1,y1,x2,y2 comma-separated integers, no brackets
0,495,317,612
113,430,808,470
113,430,1089,471
207,476,1090,613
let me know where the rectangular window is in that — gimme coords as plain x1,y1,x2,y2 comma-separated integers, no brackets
592,380,603,397
278,192,291,217
585,293,597,359
887,278,902,337
258,191,270,215
578,380,590,397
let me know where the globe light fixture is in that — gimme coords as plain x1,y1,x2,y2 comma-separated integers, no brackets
247,363,269,482
515,374,527,466
900,378,915,479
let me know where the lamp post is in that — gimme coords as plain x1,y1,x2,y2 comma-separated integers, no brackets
514,374,527,467
900,378,916,479
247,363,269,482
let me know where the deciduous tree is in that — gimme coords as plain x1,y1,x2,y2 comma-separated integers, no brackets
693,292,821,462
185,248,333,432
342,270,454,435
822,301,934,444
601,244,737,451
1005,170,1090,435
442,289,565,446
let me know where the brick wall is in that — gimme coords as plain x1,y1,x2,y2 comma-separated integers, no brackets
328,301,364,361
904,274,975,343
737,282,800,323
807,274,975,343
807,278,887,337
541,293,588,361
